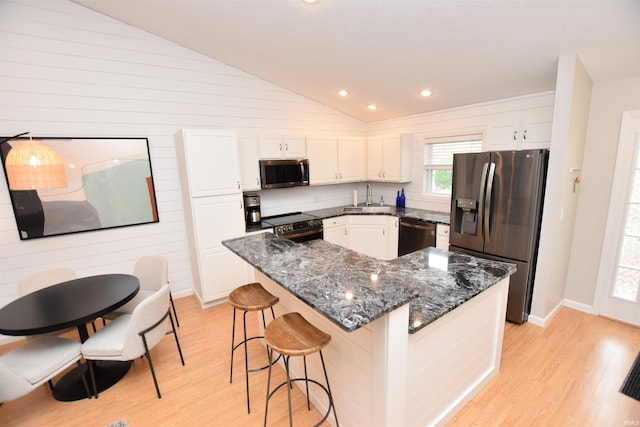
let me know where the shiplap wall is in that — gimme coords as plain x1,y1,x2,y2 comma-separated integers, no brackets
367,91,556,212
0,0,366,316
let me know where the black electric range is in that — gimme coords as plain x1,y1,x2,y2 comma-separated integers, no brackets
262,212,323,242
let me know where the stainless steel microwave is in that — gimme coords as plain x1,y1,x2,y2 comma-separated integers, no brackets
259,159,309,189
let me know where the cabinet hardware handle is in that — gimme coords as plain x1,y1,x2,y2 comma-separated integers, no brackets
256,177,259,185
513,130,517,141
237,181,240,189
279,143,282,151
523,129,527,140
383,171,386,178
378,171,382,178
339,173,342,179
285,143,288,151
344,229,347,236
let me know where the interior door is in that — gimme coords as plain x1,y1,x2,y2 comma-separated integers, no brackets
595,110,640,326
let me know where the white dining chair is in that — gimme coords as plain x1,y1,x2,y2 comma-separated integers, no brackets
0,335,91,403
18,268,81,339
103,256,180,326
81,284,184,399
18,268,77,297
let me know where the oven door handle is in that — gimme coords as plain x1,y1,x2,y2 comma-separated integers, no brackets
281,228,322,240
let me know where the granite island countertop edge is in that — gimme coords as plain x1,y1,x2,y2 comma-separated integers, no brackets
223,233,515,335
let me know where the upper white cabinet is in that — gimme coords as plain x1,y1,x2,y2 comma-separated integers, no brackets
367,134,412,182
485,107,553,151
307,136,366,185
238,134,261,191
175,129,241,197
259,135,306,159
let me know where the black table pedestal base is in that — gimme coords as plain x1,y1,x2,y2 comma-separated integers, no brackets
53,360,132,402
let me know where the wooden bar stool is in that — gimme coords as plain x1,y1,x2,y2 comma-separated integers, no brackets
263,312,339,427
229,282,280,414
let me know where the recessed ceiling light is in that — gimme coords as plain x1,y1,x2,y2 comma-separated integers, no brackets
301,0,319,3
338,89,349,97
368,104,377,111
420,89,432,97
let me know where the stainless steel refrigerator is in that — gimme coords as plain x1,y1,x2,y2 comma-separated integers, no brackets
449,149,549,323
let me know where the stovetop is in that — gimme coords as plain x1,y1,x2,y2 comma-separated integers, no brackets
262,212,318,227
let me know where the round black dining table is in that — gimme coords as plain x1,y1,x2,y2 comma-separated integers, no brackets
0,273,139,401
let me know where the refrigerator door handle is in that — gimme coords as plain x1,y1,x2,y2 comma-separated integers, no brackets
484,162,496,241
478,162,489,239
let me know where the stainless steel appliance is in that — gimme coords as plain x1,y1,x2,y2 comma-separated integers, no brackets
243,193,261,225
259,159,309,189
263,212,323,242
449,149,549,324
398,218,436,256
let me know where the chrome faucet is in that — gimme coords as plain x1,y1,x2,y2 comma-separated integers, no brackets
366,183,374,206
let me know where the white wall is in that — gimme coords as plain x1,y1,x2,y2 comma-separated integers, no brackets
529,54,592,323
0,0,365,314
564,76,640,308
366,91,555,212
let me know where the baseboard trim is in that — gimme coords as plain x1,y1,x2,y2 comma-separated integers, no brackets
527,300,563,327
562,298,593,314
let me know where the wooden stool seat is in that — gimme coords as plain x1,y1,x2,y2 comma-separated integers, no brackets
264,312,339,427
264,312,330,357
229,282,279,312
229,282,279,414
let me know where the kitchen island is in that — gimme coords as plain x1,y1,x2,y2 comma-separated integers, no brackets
223,233,515,426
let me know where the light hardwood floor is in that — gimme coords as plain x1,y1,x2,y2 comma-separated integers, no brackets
0,296,638,426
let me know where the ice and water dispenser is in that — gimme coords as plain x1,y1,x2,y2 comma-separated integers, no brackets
454,198,478,234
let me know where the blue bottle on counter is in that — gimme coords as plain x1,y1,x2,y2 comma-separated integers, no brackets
399,188,406,208
395,190,401,207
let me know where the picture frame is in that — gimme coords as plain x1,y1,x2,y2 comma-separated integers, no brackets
0,136,159,240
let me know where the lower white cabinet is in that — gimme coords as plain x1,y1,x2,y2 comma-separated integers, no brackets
324,215,398,260
323,216,349,248
190,195,250,303
436,223,450,251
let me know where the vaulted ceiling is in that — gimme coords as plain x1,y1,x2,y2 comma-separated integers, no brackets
71,0,640,122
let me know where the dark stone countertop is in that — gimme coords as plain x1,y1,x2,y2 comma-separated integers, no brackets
223,233,515,334
305,205,451,225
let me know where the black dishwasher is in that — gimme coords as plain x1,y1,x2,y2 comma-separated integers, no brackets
398,218,436,256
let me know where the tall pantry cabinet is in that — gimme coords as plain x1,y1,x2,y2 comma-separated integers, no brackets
175,129,249,306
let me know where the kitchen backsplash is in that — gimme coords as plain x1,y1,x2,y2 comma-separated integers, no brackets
252,182,412,217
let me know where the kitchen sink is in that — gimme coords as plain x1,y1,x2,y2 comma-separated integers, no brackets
343,206,393,214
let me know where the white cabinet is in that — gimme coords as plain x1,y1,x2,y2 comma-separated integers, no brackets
349,217,387,260
322,216,349,248
387,216,399,259
367,134,412,182
175,129,249,306
323,215,398,260
259,135,306,159
191,195,249,301
436,224,450,251
175,129,241,197
485,107,553,151
307,136,366,185
238,134,261,191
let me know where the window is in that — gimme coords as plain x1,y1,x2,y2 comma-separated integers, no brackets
423,134,482,195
